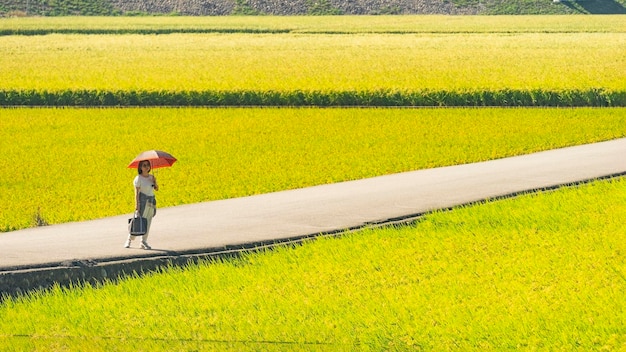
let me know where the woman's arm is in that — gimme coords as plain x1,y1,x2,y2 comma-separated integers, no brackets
152,175,159,191
135,186,141,211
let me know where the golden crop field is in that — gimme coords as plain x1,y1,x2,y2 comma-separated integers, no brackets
1,107,625,232
1,15,625,97
1,16,626,350
0,16,624,229
0,32,623,92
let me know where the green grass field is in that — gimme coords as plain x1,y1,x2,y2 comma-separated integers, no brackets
2,107,625,232
1,177,625,350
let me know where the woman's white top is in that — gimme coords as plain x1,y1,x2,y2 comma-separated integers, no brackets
134,175,155,197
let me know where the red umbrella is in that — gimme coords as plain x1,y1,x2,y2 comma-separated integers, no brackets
127,150,177,169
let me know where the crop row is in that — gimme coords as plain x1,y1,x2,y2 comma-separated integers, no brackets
1,89,623,107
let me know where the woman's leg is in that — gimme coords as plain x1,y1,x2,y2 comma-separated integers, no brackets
141,218,152,244
124,234,137,248
141,205,155,249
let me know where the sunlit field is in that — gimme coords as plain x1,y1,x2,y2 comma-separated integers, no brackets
0,16,626,106
0,16,625,97
1,15,625,351
1,177,625,350
0,32,623,92
1,107,624,232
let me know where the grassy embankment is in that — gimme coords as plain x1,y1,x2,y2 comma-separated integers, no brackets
2,0,625,15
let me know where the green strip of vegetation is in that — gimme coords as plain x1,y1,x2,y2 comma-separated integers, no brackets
1,89,623,107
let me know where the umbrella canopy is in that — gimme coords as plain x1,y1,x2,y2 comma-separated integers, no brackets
128,150,177,169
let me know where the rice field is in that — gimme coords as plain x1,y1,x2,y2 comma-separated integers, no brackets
1,15,626,351
0,16,625,97
1,15,624,107
1,176,625,350
1,107,625,232
0,32,624,92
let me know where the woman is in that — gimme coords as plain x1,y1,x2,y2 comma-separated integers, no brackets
124,160,158,249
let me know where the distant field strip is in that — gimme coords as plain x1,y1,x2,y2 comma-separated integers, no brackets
1,16,623,107
1,32,624,106
1,15,625,34
4,33,621,91
1,107,625,232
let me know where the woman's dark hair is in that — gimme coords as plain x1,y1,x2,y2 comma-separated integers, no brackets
138,160,151,174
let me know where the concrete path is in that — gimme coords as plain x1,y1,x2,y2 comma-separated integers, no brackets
1,138,626,274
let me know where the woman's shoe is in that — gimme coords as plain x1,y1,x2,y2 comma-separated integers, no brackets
141,241,151,250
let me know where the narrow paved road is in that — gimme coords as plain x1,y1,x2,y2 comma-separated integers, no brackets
1,139,625,275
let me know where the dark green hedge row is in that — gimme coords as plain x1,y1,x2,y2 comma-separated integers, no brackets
0,89,623,107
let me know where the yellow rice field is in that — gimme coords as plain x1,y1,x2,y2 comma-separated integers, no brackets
0,32,624,92
1,107,625,232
